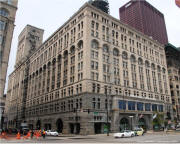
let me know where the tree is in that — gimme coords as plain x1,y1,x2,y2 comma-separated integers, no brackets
153,112,164,130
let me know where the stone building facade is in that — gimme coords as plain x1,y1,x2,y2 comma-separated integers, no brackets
0,0,18,129
165,43,180,122
5,3,172,134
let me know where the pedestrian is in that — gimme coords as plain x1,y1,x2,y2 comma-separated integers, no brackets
30,130,34,139
42,130,46,139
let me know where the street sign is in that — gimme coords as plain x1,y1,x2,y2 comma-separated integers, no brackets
94,112,99,115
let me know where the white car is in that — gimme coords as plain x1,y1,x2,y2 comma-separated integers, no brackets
45,130,59,136
114,130,135,138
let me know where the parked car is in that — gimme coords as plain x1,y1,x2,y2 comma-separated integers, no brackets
134,128,144,136
176,127,180,131
114,130,135,138
45,130,58,136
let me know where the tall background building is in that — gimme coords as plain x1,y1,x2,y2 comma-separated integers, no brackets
0,0,18,129
119,0,168,45
165,43,180,122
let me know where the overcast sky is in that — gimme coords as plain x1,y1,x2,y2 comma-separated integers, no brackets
5,0,180,93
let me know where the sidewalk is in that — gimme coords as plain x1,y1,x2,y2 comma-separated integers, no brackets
146,130,180,134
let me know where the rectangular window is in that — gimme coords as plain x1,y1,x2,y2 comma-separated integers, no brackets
0,34,3,45
0,21,5,30
145,103,151,111
128,101,135,110
119,100,126,110
137,102,144,111
159,105,163,112
152,104,157,111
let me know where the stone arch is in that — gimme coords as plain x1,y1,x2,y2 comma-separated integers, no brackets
119,117,129,131
138,118,146,130
56,119,63,133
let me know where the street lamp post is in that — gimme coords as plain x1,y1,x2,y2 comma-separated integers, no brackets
129,116,134,130
74,108,78,134
105,86,109,136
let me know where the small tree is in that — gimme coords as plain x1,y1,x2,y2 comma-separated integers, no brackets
153,112,165,130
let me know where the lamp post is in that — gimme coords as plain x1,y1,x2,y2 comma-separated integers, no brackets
129,116,134,130
73,108,78,134
105,87,109,136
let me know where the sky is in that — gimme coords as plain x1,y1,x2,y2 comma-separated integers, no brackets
4,0,180,93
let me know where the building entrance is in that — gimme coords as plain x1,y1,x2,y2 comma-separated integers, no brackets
138,118,146,130
120,118,129,131
56,119,63,133
94,123,102,134
36,120,41,130
69,123,80,134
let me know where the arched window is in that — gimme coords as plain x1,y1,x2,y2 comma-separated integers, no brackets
70,45,75,55
113,48,119,56
77,40,83,50
103,44,109,53
162,68,166,74
52,58,56,65
91,39,99,49
122,51,128,59
138,58,143,65
145,60,150,68
151,63,156,70
157,65,161,72
0,8,9,17
63,50,68,59
130,55,136,63
57,54,62,63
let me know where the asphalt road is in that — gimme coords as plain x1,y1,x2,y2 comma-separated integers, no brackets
1,132,180,143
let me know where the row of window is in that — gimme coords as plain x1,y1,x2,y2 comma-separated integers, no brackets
91,11,164,53
118,100,163,112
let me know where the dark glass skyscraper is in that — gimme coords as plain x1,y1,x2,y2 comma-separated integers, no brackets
119,0,168,45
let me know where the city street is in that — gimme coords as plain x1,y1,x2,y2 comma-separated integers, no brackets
1,132,180,143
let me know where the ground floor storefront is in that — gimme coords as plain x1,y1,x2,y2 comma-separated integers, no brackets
6,93,173,134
